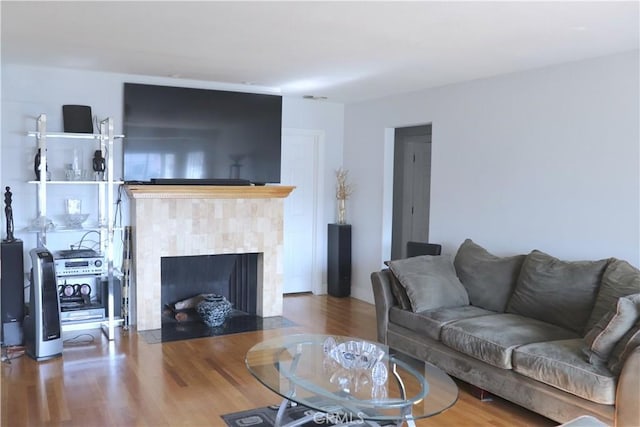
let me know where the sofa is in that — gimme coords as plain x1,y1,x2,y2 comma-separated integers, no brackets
371,239,640,426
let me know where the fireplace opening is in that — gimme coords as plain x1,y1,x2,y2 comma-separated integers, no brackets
136,252,294,344
160,253,259,325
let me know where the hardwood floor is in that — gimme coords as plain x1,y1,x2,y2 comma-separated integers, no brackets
1,294,555,426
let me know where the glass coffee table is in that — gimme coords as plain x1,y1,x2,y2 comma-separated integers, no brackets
245,334,458,426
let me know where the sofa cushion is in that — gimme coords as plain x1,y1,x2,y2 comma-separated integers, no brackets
388,272,412,310
387,255,469,312
389,305,496,341
607,319,640,375
440,313,578,369
506,250,609,334
585,259,640,332
583,294,640,363
453,239,525,312
512,339,616,404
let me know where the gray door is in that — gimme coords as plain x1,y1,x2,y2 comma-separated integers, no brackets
391,125,432,259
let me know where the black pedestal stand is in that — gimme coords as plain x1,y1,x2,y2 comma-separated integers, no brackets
327,224,351,297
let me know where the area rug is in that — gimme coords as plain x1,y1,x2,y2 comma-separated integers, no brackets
222,403,393,426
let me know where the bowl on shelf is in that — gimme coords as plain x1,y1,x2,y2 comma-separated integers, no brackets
29,215,55,231
62,213,90,228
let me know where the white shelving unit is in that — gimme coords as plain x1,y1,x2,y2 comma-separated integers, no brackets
27,113,124,340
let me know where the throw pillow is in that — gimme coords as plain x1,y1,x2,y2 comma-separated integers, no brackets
453,239,525,312
387,255,469,313
584,259,640,332
506,250,609,334
607,319,640,375
583,294,640,364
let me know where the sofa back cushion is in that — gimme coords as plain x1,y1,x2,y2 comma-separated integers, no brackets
584,259,640,333
453,239,525,312
506,250,609,334
387,255,469,313
388,272,412,310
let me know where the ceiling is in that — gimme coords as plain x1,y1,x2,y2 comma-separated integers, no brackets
2,1,638,103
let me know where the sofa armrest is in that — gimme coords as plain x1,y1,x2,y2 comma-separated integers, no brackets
615,345,640,427
371,269,396,345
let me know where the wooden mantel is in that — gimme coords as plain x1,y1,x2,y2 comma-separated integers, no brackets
124,184,295,199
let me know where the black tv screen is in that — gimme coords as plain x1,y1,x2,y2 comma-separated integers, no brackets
123,83,282,184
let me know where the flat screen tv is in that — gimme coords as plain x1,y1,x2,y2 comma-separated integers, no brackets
123,83,282,185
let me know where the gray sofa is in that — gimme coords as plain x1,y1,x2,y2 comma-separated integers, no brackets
371,239,640,426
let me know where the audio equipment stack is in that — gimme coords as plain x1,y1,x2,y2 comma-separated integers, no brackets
54,249,109,324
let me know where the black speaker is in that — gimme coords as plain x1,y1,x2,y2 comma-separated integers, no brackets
327,224,351,297
25,248,62,361
62,105,93,133
1,240,24,345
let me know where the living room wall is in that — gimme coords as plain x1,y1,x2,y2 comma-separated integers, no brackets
0,64,344,283
344,50,639,304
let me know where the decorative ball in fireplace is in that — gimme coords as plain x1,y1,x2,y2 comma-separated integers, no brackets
196,294,232,327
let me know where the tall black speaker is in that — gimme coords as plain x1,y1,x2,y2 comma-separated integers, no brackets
327,224,351,297
1,240,24,345
25,248,62,361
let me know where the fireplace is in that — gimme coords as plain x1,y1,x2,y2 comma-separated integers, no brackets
125,185,295,331
161,253,259,320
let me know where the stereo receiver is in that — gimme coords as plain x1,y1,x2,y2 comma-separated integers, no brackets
54,249,104,276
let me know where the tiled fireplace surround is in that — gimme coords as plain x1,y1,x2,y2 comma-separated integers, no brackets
125,185,295,331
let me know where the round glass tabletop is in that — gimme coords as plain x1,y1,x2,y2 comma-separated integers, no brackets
246,334,458,424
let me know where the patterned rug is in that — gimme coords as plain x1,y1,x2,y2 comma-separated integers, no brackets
222,403,394,426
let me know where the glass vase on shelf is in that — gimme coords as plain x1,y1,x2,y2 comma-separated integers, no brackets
337,198,346,225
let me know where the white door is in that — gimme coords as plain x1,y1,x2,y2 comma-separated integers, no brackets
282,130,320,293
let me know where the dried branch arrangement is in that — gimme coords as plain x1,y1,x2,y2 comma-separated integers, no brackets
335,168,353,200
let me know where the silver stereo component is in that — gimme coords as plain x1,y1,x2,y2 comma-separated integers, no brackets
60,307,106,323
54,249,104,276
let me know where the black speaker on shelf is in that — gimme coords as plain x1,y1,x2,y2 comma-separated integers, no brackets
327,224,351,297
1,240,25,346
62,105,93,133
24,248,62,361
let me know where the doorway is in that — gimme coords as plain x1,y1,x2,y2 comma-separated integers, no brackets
391,124,432,260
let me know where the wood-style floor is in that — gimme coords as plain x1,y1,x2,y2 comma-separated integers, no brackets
1,294,556,426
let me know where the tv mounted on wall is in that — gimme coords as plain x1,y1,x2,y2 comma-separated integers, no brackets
123,83,282,185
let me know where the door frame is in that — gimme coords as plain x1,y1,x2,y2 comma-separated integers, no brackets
381,128,396,264
282,128,325,295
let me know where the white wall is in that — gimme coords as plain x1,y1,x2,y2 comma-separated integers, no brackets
3,52,638,308
345,51,640,304
0,64,345,280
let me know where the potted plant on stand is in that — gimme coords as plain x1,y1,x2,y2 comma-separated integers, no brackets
328,168,353,297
